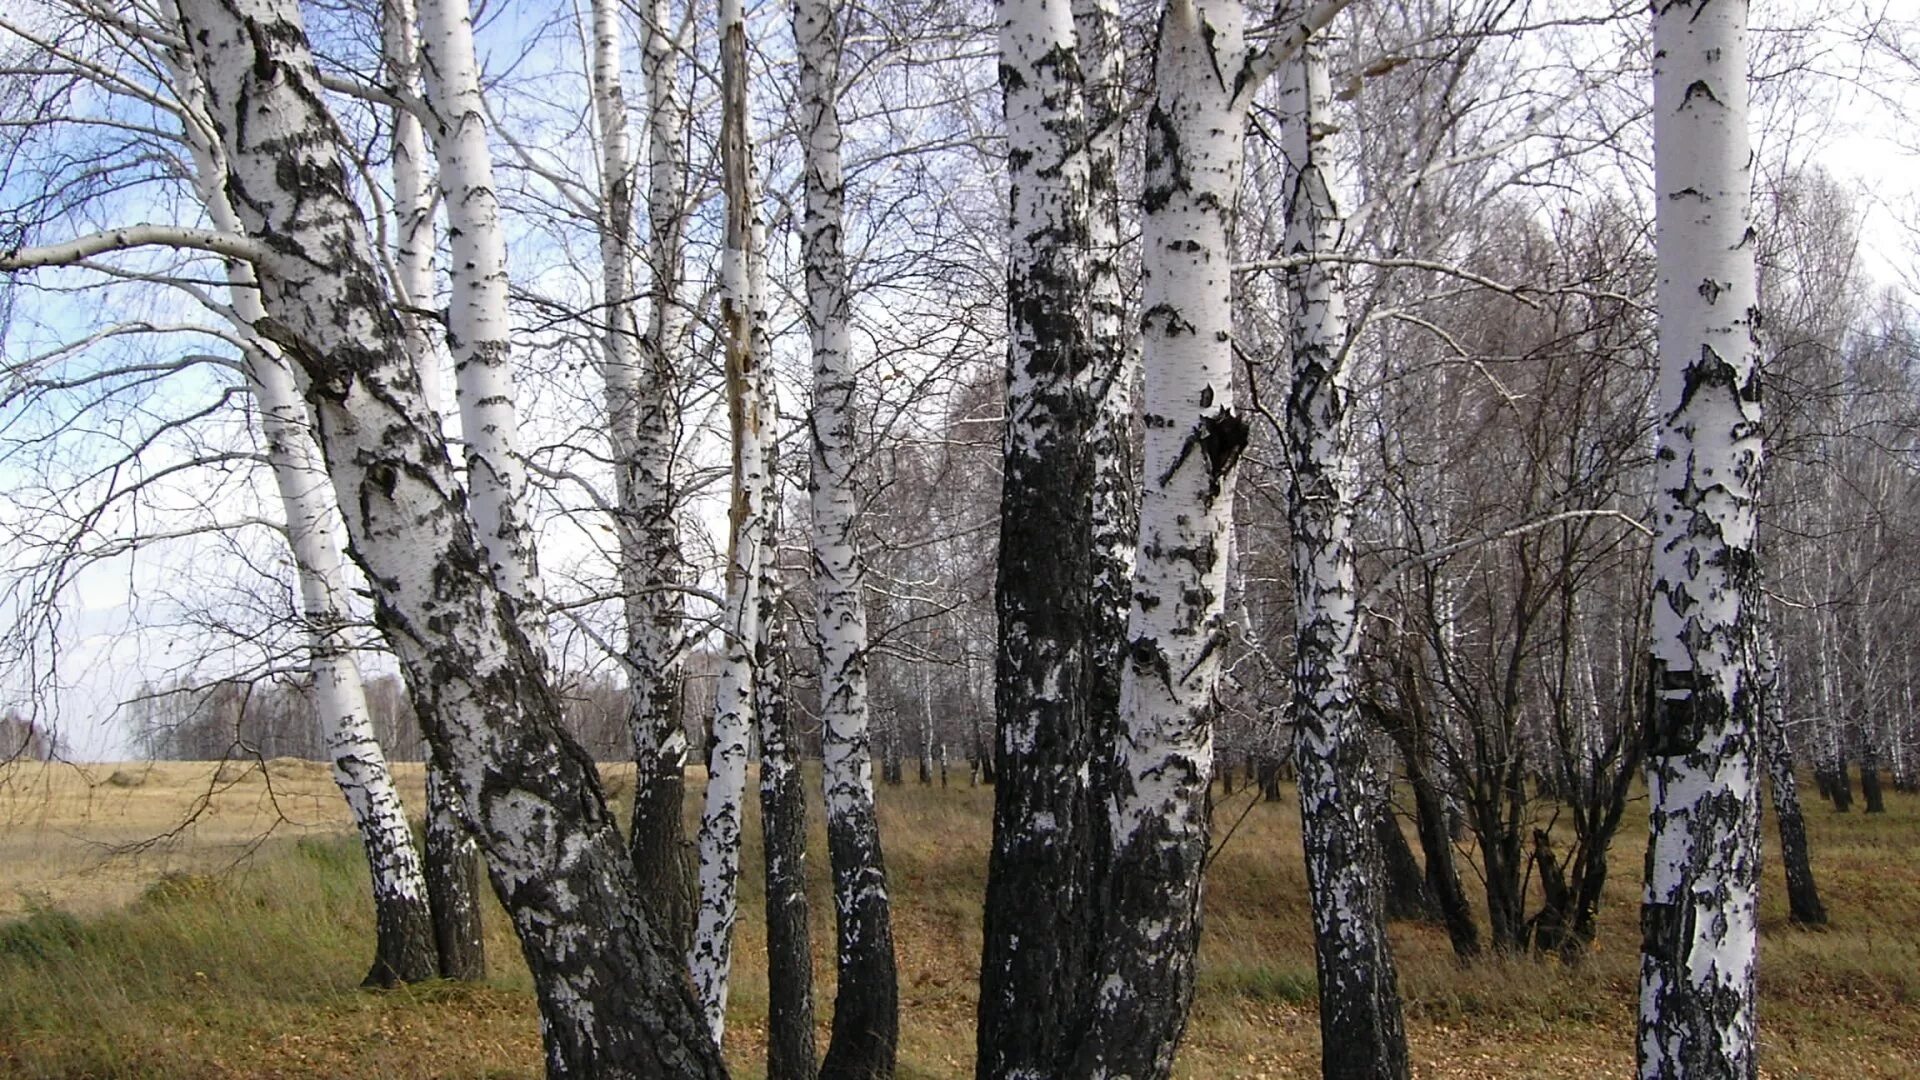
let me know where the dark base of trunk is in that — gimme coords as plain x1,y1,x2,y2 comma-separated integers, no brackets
1861,760,1886,813
761,756,816,1079
426,769,486,981
362,889,439,988
822,805,898,1080
1376,804,1438,923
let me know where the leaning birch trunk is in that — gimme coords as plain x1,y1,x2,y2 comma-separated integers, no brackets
172,3,726,1073
688,0,767,1039
1279,33,1409,1080
795,0,899,1075
756,487,817,1080
1072,3,1252,1075
627,0,697,956
1756,637,1826,925
1639,0,1765,1075
979,1,1096,1073
415,0,546,654
170,55,437,988
382,0,486,980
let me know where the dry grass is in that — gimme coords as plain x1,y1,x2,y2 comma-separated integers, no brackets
1,760,1916,1078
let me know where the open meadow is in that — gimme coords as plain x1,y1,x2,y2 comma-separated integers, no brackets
1,759,1915,1078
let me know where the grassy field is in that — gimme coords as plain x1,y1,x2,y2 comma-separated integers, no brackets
1,759,1916,1078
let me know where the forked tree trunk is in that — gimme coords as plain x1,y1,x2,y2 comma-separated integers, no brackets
627,0,696,959
173,3,725,1073
170,57,436,987
796,0,898,1074
978,2,1096,1074
689,0,772,1038
1639,0,1765,1074
1069,4,1284,1075
591,0,695,958
1279,29,1409,1080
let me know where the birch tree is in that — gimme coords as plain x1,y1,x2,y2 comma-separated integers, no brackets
415,0,545,653
1277,28,1409,1079
1639,0,1765,1073
688,0,773,1040
382,0,486,980
628,0,697,955
978,1,1097,1070
796,0,899,1074
157,1,725,1071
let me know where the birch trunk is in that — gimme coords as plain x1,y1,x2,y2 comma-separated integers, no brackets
688,0,769,1039
1756,638,1826,926
1640,0,1764,1074
173,3,724,1072
382,0,486,980
1075,0,1135,934
415,0,545,654
796,0,899,1073
756,497,816,1080
979,1,1096,1073
626,0,696,957
591,0,695,956
1280,23,1407,1080
425,764,487,979
1072,4,1253,1075
170,51,437,988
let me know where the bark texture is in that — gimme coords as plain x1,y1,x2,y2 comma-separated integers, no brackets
978,2,1096,1073
425,764,488,980
1640,0,1764,1075
415,0,545,652
174,2,725,1073
757,583,817,1080
689,0,772,1039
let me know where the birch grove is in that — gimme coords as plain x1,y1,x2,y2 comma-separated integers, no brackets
9,0,1918,1074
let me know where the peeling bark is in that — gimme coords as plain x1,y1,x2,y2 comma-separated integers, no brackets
688,0,772,1039
1639,0,1764,1074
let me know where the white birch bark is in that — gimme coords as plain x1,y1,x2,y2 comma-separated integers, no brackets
1076,4,1251,1075
1279,34,1408,1079
688,0,768,1038
170,44,437,987
171,2,725,1070
796,0,899,1070
382,0,439,414
415,0,546,655
1640,0,1764,1074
